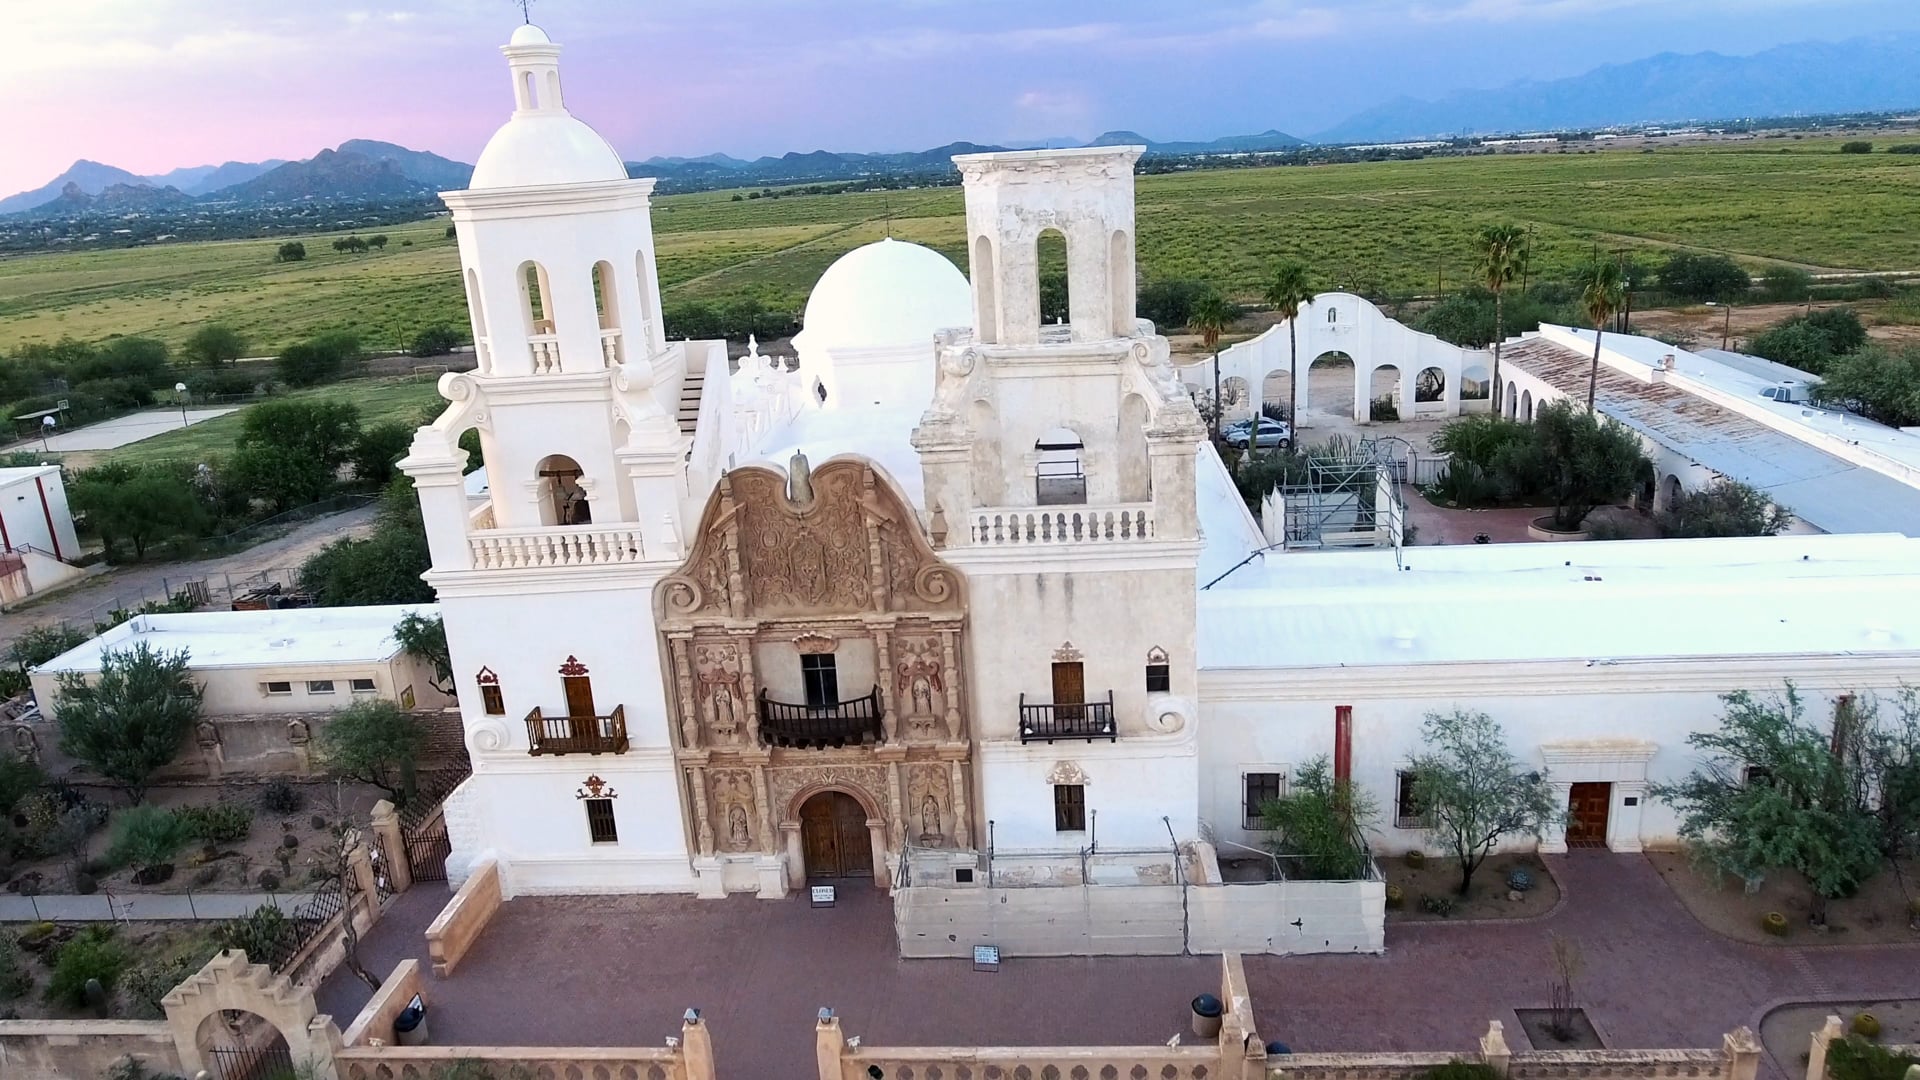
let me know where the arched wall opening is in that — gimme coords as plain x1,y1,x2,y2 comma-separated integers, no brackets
1415,366,1447,403
968,397,1006,506
536,453,591,526
1368,364,1403,422
1663,474,1684,513
465,268,492,372
1307,351,1354,419
1221,376,1253,425
195,1008,293,1079
546,70,562,110
1506,381,1520,419
1035,426,1086,506
972,235,998,344
1461,364,1491,401
519,261,553,336
1520,389,1534,421
633,249,659,344
521,70,538,110
1108,230,1134,337
1036,229,1069,329
592,261,622,365
1262,369,1295,422
1117,393,1151,503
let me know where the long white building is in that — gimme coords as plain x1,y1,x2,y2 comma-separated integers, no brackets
391,24,1920,899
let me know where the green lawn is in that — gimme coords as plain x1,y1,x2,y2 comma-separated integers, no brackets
96,375,448,466
4,138,1919,356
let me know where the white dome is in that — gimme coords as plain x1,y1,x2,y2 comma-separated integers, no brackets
470,114,629,190
796,239,972,351
509,23,551,45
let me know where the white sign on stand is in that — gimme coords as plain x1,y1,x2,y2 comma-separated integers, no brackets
973,945,1000,972
810,885,836,907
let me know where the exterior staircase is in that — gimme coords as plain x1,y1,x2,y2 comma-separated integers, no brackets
677,363,706,437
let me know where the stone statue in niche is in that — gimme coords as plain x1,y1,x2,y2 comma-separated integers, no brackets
894,636,945,740
906,765,950,847
695,643,746,745
710,769,757,853
708,684,740,742
727,806,751,852
911,677,934,717
919,793,942,846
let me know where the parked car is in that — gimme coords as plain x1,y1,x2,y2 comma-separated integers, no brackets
1223,417,1292,450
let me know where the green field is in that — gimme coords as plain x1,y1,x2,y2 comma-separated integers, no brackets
4,139,1919,355
93,375,447,466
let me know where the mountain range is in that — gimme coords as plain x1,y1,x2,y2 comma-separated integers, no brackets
9,32,1920,215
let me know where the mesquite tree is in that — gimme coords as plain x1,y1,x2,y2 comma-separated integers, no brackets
54,643,202,803
1408,708,1560,895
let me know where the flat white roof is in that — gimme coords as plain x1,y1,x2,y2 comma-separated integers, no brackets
1198,533,1920,669
0,465,60,487
34,604,438,674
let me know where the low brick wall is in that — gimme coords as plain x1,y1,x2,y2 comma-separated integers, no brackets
426,858,501,976
335,1047,689,1080
341,959,425,1048
0,1019,182,1080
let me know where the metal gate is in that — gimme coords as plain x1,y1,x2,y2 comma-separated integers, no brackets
208,1043,294,1080
405,817,451,882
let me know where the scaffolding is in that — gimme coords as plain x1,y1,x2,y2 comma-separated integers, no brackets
1274,435,1410,560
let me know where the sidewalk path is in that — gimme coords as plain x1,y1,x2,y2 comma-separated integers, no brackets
0,890,319,922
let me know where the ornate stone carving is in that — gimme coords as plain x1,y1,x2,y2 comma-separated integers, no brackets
905,764,952,847
469,719,510,753
1046,760,1088,786
1052,641,1084,663
575,775,618,799
558,656,589,677
769,764,891,824
793,632,836,655
693,642,747,745
285,719,310,746
894,635,946,740
709,769,758,853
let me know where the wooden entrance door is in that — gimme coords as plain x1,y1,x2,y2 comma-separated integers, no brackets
563,674,597,744
799,792,872,879
1566,782,1611,848
1051,661,1085,722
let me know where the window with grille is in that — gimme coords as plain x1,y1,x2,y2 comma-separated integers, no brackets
584,798,618,843
307,680,335,694
801,653,839,708
1053,783,1086,832
1145,663,1171,693
1243,771,1284,829
480,683,505,715
1395,770,1426,829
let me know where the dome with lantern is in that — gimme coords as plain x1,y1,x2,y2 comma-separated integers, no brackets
468,23,630,191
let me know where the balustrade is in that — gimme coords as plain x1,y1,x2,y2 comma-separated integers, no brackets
524,705,629,756
468,524,645,569
527,334,561,374
600,328,623,366
971,505,1155,545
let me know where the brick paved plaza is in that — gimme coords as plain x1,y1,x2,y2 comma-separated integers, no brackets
320,853,1920,1079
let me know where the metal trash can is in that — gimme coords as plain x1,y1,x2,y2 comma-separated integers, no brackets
394,1003,429,1046
1191,993,1224,1039
1266,1041,1292,1056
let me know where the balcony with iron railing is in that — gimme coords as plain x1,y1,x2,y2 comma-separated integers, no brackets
757,686,884,749
1017,692,1117,744
524,705,629,756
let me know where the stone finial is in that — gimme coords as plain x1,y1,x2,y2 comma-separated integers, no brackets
1481,1019,1512,1078
788,452,814,508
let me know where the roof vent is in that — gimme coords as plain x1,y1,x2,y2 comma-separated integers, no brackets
1660,354,1675,371
1391,629,1417,650
269,638,295,649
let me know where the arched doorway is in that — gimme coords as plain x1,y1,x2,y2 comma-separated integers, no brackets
535,454,590,525
1306,351,1354,421
799,790,873,880
1520,389,1534,422
197,1008,293,1080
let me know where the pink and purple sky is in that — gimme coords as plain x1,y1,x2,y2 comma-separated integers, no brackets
8,0,1919,197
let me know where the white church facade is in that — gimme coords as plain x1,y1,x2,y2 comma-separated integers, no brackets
400,24,1920,901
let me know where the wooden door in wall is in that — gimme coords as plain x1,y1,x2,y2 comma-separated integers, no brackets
1566,782,1611,848
799,792,872,879
563,674,597,744
1051,661,1085,722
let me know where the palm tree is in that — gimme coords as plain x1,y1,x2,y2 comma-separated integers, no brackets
1262,262,1315,443
1189,290,1234,441
1474,224,1526,413
1576,258,1626,413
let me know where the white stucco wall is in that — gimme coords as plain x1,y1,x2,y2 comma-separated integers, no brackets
0,466,78,561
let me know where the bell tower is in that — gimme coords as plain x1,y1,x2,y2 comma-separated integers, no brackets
913,147,1208,854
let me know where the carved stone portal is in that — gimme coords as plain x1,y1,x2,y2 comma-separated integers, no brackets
693,643,746,746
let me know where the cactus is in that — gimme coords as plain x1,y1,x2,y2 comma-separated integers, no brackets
1761,911,1789,937
1851,1012,1881,1039
1405,850,1426,869
1506,867,1534,893
1385,883,1405,909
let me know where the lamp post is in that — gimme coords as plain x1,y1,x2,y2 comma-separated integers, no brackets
40,414,55,452
174,382,190,427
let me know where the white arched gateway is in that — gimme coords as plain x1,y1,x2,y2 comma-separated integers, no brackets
1191,292,1492,426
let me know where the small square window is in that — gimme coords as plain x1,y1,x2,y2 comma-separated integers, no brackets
1145,663,1171,693
264,681,292,696
1395,769,1426,829
1743,765,1773,787
584,798,618,843
349,678,377,694
306,680,336,695
480,683,505,716
1243,771,1284,829
1053,783,1086,832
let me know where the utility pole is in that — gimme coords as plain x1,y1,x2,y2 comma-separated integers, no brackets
1722,303,1732,351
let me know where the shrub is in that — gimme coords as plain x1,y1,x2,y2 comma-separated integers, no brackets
107,805,192,875
44,927,127,1008
1419,893,1456,916
122,937,218,1018
1840,141,1873,154
317,700,427,804
409,325,462,358
1369,396,1398,422
277,331,361,388
257,870,281,891
0,756,46,818
182,367,261,399
1506,867,1534,892
350,421,417,488
1758,267,1813,303
172,802,253,845
213,905,291,964
1659,252,1751,303
1659,479,1793,538
1259,756,1379,880
1136,279,1213,330
182,325,250,368
1761,911,1789,936
1827,1035,1918,1080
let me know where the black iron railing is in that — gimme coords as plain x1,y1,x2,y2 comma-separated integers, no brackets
1018,692,1117,743
758,686,884,749
525,705,629,755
